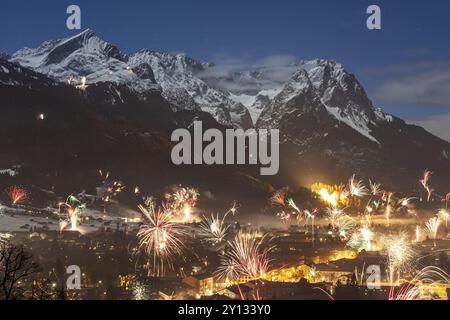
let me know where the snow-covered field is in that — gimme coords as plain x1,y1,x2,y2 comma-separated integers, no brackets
0,206,140,234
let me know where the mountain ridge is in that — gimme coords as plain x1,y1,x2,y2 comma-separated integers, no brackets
3,29,450,192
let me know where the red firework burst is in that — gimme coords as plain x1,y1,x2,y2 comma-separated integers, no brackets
7,186,28,205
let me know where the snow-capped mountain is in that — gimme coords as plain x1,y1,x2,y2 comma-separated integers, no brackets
10,29,159,93
257,59,390,143
254,59,450,188
128,49,253,129
10,30,253,129
0,57,54,87
4,29,450,190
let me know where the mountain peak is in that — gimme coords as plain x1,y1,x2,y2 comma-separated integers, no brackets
78,28,96,37
9,30,162,93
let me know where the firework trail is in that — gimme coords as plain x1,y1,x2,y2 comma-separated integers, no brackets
382,231,415,284
165,186,199,222
270,188,288,207
348,175,368,198
420,170,434,202
415,225,421,243
390,266,450,300
287,198,301,213
326,207,345,229
227,201,240,216
347,217,374,251
425,217,441,240
216,232,271,282
445,192,450,206
437,209,449,227
199,213,230,244
137,198,188,277
326,207,355,237
59,195,87,233
385,192,393,226
6,186,28,205
76,76,88,90
98,170,125,202
369,180,382,196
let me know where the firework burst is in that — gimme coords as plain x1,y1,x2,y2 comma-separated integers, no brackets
326,207,355,237
227,200,240,216
348,175,368,198
382,231,415,284
216,232,271,282
287,198,300,213
326,207,345,227
369,180,382,196
270,188,288,207
58,195,86,233
6,186,28,205
437,209,449,227
137,199,188,277
132,282,149,300
199,213,229,244
165,186,199,222
347,217,374,251
420,170,434,202
425,217,441,240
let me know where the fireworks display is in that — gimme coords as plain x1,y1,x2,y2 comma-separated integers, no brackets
391,266,450,300
369,180,382,196
1,2,450,303
326,207,355,237
311,183,347,207
348,174,368,198
1,165,449,300
165,186,199,223
317,189,338,207
217,232,271,282
420,170,434,202
382,232,415,284
6,186,28,205
58,195,87,233
437,209,449,227
227,200,240,216
75,76,88,90
137,198,188,277
347,224,374,251
98,170,125,203
199,213,229,244
270,188,288,207
425,217,441,240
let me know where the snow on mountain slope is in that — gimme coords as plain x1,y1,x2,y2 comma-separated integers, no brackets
128,49,253,129
10,29,158,93
10,30,253,129
0,58,55,87
7,29,402,138
296,59,382,143
230,88,282,124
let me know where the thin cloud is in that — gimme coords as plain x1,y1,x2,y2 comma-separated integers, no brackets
198,54,300,93
371,60,450,108
409,112,450,142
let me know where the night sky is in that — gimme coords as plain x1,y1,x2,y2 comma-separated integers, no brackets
1,0,449,140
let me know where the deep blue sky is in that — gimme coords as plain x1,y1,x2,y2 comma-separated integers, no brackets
1,0,450,138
